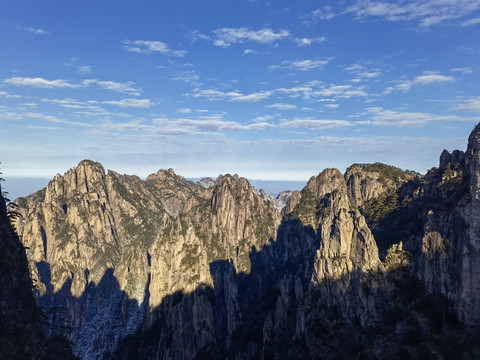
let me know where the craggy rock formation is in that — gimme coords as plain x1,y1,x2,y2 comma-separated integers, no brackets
345,163,416,207
13,124,480,359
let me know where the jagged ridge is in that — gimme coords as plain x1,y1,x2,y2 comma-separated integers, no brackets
11,123,480,359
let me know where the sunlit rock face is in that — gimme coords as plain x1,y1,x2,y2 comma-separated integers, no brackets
13,123,480,359
15,163,281,359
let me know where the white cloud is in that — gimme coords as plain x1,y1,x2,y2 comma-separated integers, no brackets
23,125,61,131
325,104,340,109
266,103,297,110
280,119,352,130
252,115,275,122
295,37,327,47
21,102,38,108
21,26,48,35
300,6,335,25
270,58,331,71
454,96,480,112
150,116,274,135
358,71,382,78
345,63,383,79
4,77,77,88
345,0,480,28
386,72,455,93
172,70,201,86
450,67,473,74
209,27,290,47
3,77,142,96
244,49,259,55
177,108,192,114
312,84,368,99
123,40,186,57
276,82,368,100
87,79,142,96
462,17,480,26
364,106,477,126
25,112,93,127
102,98,152,108
193,89,272,102
414,73,455,85
75,65,92,74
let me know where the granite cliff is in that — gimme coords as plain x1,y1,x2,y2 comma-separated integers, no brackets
12,124,480,359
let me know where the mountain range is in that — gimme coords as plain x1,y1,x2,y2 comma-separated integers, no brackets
2,124,480,359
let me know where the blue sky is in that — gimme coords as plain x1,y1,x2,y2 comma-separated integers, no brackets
1,1,479,189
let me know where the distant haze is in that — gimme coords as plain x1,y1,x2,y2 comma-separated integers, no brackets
2,177,50,202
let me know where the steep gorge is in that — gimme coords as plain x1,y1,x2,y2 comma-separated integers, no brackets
12,124,480,359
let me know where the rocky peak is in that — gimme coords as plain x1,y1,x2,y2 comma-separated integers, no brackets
281,190,301,216
305,168,347,199
252,186,276,206
345,163,415,207
146,168,200,215
439,149,465,171
45,159,106,203
197,177,216,189
274,190,293,212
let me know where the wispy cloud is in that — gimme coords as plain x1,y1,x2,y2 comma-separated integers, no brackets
150,116,274,135
25,112,93,127
450,67,473,74
325,104,340,109
20,26,48,35
295,37,327,47
346,63,383,79
23,125,61,131
312,84,368,99
4,77,77,88
193,89,272,102
123,40,186,57
85,79,142,96
102,98,152,108
202,27,290,47
252,115,275,123
75,65,92,74
385,71,455,93
364,106,476,126
172,70,201,86
276,81,368,100
461,16,480,26
454,96,480,112
280,119,352,130
244,49,259,55
41,98,104,112
270,58,331,71
266,103,297,110
345,0,480,28
3,76,142,96
300,6,335,25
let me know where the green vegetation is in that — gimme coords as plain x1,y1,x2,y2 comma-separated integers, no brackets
349,162,417,187
362,192,399,223
289,188,318,227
